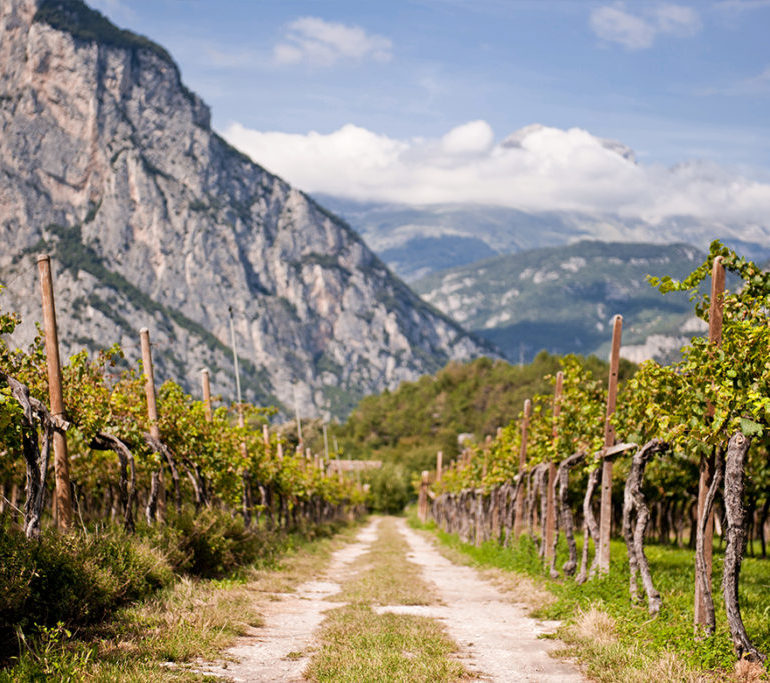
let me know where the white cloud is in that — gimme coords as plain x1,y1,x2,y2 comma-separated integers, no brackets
223,120,770,226
590,5,656,49
441,120,494,155
273,17,392,67
589,3,701,50
653,4,701,35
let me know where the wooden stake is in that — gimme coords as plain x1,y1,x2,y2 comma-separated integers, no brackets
545,371,564,561
140,329,160,440
37,255,73,531
263,424,270,449
201,368,213,422
140,328,165,520
695,256,725,629
418,470,430,522
436,451,443,483
598,314,623,574
513,399,532,537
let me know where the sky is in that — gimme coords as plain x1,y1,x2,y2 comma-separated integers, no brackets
89,0,770,223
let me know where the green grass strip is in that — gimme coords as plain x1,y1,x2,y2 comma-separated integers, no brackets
411,513,770,680
305,517,467,682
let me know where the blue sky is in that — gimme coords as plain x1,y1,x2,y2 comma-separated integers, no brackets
89,0,770,221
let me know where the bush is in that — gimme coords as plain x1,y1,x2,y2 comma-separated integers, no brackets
144,508,266,579
366,463,411,514
0,518,173,658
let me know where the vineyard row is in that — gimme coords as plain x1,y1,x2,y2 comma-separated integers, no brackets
418,243,770,665
0,254,365,544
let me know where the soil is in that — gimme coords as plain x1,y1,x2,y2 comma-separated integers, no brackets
199,517,585,682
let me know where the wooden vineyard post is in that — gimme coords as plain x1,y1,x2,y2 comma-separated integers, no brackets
201,368,213,422
694,256,725,631
141,327,165,521
513,398,532,537
37,255,73,531
436,451,443,483
598,314,623,574
418,470,430,522
545,372,564,562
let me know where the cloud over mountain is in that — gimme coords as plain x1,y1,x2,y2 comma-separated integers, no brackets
224,120,770,226
589,3,701,50
273,16,392,66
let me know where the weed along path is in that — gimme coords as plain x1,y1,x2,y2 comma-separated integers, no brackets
202,516,584,682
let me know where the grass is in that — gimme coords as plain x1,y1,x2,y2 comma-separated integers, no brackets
1,522,362,681
411,511,770,681
304,517,468,682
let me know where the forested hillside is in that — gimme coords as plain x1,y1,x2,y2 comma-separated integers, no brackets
331,352,636,474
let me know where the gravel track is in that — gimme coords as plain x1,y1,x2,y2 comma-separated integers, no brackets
200,516,585,682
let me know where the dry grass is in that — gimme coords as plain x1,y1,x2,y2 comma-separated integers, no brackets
3,523,364,681
734,659,768,682
553,604,727,682
571,605,617,646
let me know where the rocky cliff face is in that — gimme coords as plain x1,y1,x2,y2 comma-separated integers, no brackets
0,0,489,417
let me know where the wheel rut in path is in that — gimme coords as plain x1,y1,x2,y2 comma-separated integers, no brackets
200,516,583,682
199,517,381,682
374,518,586,682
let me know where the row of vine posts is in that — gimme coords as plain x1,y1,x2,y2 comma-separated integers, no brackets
2,253,363,541
418,254,767,664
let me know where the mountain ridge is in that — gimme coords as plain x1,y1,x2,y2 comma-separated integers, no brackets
315,194,770,283
412,240,709,364
0,0,492,418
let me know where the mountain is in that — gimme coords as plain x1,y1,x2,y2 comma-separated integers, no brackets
0,0,491,419
412,241,709,364
315,195,770,283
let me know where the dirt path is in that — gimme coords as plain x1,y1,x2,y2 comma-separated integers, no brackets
202,516,585,682
200,518,382,682
387,518,585,682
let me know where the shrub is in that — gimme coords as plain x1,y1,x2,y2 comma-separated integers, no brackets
0,519,172,658
144,508,266,579
366,463,411,514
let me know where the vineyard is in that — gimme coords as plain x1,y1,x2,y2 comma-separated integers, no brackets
0,255,365,663
422,241,770,668
3,240,770,679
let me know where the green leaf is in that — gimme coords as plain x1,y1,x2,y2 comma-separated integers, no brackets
739,418,763,437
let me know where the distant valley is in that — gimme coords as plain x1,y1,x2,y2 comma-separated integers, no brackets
412,241,710,364
318,194,770,365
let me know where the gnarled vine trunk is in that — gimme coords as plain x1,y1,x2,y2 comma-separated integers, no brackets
694,447,724,635
1,372,58,539
549,451,586,579
622,438,668,615
722,432,766,662
145,435,182,514
90,432,137,532
576,467,601,584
